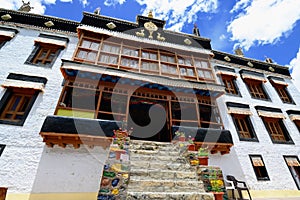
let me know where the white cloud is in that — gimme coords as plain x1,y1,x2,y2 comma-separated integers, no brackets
230,0,251,13
103,0,218,32
288,47,300,92
228,0,300,50
104,0,126,6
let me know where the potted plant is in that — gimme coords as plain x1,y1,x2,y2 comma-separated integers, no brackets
175,130,185,142
198,147,209,165
210,179,224,200
111,127,132,160
187,136,195,151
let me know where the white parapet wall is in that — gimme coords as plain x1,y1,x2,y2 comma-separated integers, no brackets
212,61,300,193
0,26,77,196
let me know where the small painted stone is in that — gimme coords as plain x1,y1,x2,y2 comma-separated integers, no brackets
111,178,120,187
101,178,110,186
99,188,110,193
109,152,116,158
104,164,110,170
111,164,122,172
103,171,116,178
122,173,129,179
121,164,129,171
111,188,119,195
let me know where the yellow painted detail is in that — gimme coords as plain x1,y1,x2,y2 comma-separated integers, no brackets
57,109,94,119
241,190,300,198
6,192,97,200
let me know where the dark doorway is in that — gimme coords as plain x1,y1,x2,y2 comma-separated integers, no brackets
128,97,170,142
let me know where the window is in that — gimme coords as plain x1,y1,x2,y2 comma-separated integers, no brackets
0,35,11,48
25,34,68,67
0,88,38,125
244,79,268,100
294,120,300,133
249,155,270,180
0,144,5,156
32,44,61,65
262,117,293,144
271,83,293,103
0,27,18,49
283,156,300,190
232,114,257,141
222,75,238,95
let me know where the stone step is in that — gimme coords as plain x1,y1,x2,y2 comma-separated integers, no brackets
130,169,198,180
130,160,193,171
129,149,181,156
126,191,214,200
128,178,204,192
130,154,185,162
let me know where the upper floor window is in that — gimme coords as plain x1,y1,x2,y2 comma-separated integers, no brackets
73,34,215,83
0,73,47,126
0,27,18,49
222,75,238,95
227,102,257,141
257,106,293,144
241,70,269,100
269,77,293,104
25,34,68,68
287,110,300,133
216,67,239,96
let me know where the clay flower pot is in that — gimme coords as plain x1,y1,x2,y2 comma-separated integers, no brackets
198,156,209,165
188,144,195,151
212,192,224,200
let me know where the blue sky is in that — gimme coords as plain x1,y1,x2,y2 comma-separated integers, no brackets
1,0,300,88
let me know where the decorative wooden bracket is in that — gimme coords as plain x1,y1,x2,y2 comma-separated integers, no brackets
194,142,233,155
40,132,112,149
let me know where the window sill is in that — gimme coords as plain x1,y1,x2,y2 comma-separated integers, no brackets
24,61,54,68
225,93,242,97
0,119,24,126
272,141,294,145
257,177,270,181
239,138,259,142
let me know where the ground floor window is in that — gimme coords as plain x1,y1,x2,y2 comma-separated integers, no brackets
0,144,5,156
249,155,270,180
284,156,300,190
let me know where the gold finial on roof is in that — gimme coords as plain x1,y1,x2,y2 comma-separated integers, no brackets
148,10,153,18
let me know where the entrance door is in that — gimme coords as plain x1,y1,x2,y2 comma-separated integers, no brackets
284,156,300,190
128,97,170,142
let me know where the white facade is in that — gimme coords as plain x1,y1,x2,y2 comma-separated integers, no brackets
211,60,300,191
0,25,78,194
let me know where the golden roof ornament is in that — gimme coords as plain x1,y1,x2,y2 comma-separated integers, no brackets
148,10,153,18
18,0,34,12
144,21,158,39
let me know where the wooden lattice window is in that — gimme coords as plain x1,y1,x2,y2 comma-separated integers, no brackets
263,117,290,142
0,35,12,48
26,43,62,67
0,88,38,125
249,155,270,180
222,75,238,95
232,114,256,140
273,84,293,103
294,120,300,133
244,80,268,99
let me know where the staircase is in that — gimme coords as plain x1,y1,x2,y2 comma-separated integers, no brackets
126,140,214,200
